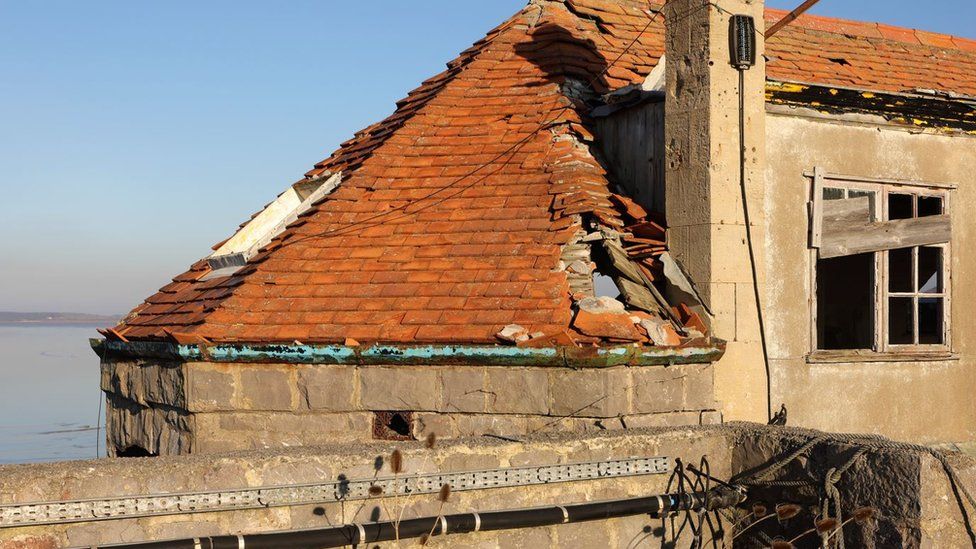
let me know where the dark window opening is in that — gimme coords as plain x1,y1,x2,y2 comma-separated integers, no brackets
372,411,415,441
116,445,157,458
918,196,943,217
817,253,875,350
919,298,944,345
888,193,914,219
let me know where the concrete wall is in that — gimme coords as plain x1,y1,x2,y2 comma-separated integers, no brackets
0,428,730,548
763,110,976,443
101,357,721,456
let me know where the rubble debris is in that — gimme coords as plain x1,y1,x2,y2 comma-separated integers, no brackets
572,309,644,341
496,324,530,344
577,296,626,314
659,251,711,317
637,317,682,347
517,330,578,348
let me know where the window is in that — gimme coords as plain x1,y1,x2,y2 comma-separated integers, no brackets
809,171,951,354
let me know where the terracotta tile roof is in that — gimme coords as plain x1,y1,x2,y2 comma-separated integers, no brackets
113,0,976,345
763,8,976,97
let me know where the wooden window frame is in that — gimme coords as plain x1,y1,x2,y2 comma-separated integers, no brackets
808,171,953,360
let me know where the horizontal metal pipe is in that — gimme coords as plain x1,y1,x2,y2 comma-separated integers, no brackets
95,488,743,549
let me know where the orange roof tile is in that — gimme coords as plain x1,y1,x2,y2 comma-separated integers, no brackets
114,0,976,345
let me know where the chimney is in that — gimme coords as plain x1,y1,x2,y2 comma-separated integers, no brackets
663,0,768,422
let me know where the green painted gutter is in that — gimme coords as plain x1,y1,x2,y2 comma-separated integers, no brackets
91,339,725,368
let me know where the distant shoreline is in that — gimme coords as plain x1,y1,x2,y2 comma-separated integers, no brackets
0,312,119,327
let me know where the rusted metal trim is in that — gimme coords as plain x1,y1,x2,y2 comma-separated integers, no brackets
92,339,726,368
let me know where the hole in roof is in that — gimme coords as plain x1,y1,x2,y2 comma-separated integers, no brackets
827,57,851,66
593,272,621,299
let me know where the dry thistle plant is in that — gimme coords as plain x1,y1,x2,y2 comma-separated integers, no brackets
390,448,405,545
348,456,387,523
822,506,880,544
784,514,843,546
396,432,441,531
422,483,453,545
775,503,802,522
816,517,839,534
853,506,878,523
731,502,803,543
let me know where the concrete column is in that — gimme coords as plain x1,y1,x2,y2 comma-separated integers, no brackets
663,0,768,421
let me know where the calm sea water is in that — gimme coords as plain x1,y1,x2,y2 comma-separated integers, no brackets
0,325,102,463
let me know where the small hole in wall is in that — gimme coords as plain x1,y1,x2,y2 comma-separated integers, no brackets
116,445,157,458
372,411,415,441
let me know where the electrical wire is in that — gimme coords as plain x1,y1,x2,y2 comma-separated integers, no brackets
737,67,774,422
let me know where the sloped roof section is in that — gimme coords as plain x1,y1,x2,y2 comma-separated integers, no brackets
764,8,976,97
113,0,976,345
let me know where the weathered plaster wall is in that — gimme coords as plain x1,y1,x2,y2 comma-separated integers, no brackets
763,111,976,443
101,357,720,456
0,428,730,548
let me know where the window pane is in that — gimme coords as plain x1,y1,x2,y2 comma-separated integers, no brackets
888,193,914,220
889,248,913,293
918,196,943,217
888,297,914,345
817,253,875,350
919,247,943,294
919,298,944,345
823,187,845,200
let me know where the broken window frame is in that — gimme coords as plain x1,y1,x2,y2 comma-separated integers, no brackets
809,173,952,356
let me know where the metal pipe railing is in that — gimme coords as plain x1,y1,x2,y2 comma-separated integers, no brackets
95,487,744,549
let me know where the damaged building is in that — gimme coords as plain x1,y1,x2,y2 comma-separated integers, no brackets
91,0,976,460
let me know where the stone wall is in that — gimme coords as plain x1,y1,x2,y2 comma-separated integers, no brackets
0,428,731,549
101,357,720,456
3,424,975,548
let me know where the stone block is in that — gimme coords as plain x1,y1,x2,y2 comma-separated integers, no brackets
624,411,703,429
0,535,60,549
146,520,222,540
413,412,458,439
440,367,487,413
101,359,185,408
549,368,630,418
497,525,552,549
681,363,716,411
631,366,686,414
185,364,236,412
66,519,146,545
554,520,612,547
105,393,192,456
239,366,295,411
438,452,501,472
486,368,549,415
455,414,529,437
298,366,356,412
360,367,440,411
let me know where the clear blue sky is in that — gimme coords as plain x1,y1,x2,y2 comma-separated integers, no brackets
0,1,972,315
